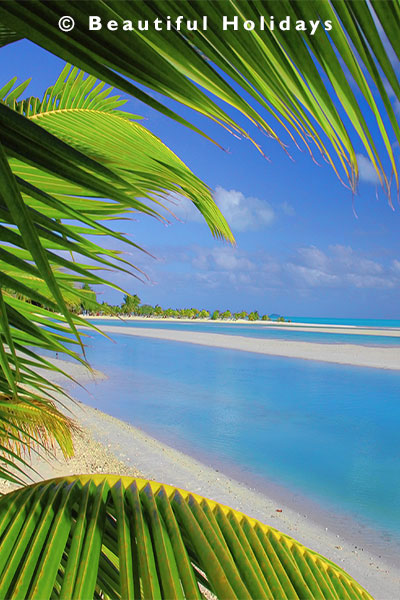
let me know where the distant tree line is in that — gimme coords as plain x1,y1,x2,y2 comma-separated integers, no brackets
12,282,286,322
80,290,285,322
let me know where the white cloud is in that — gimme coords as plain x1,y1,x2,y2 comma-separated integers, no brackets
280,201,296,216
286,263,338,287
170,186,275,231
190,243,398,292
192,246,255,273
190,246,258,289
356,153,379,184
126,240,400,299
330,245,383,275
296,246,329,270
285,245,393,289
213,186,275,231
346,273,395,289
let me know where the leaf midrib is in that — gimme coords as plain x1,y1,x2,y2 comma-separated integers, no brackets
29,107,131,124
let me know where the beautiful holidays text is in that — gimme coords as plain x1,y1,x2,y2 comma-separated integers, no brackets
87,15,333,36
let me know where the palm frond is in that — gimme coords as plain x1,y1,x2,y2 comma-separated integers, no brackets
0,395,75,460
0,1,398,196
0,64,233,481
1,65,233,242
0,475,373,599
0,23,21,48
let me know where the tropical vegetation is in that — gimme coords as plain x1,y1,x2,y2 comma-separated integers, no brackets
0,0,398,597
0,474,373,600
78,291,278,321
0,65,232,485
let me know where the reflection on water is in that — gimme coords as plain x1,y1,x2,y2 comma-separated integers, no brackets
72,331,400,543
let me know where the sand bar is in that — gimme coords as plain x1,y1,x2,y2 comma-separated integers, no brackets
90,325,400,370
86,315,400,336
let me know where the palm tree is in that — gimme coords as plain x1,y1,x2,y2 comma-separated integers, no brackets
0,64,232,483
0,1,395,597
1,1,398,196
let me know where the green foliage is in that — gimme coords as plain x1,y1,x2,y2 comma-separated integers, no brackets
221,310,232,320
80,283,98,313
1,1,399,198
154,305,163,316
0,65,233,482
248,311,260,322
90,302,282,323
234,311,248,320
99,302,116,316
0,4,391,594
121,294,141,316
0,474,373,600
137,304,155,317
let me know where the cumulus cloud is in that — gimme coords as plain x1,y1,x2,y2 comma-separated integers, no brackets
190,243,400,293
356,153,379,184
213,186,275,231
286,264,338,287
296,246,330,270
193,246,255,272
127,240,400,300
285,245,394,289
186,243,400,292
190,246,259,289
170,186,275,231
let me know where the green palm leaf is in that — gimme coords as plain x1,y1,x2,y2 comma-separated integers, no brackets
0,0,397,195
0,24,21,48
0,475,373,599
3,64,232,242
0,65,233,482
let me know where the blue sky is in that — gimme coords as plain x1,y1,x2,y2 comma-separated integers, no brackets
3,38,400,318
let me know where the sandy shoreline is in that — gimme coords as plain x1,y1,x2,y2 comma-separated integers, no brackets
88,325,400,371
0,360,142,496
85,315,400,337
54,401,400,597
0,359,398,597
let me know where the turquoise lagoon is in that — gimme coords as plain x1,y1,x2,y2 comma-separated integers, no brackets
89,318,400,346
289,316,400,328
76,323,400,548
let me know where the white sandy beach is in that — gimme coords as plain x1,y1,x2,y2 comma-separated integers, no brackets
88,324,400,370
1,358,399,598
86,315,400,337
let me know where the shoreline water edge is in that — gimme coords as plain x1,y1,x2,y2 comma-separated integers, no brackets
83,324,400,371
1,358,399,598
85,314,400,333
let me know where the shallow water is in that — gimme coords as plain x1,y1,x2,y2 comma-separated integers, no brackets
88,318,400,346
74,329,400,545
289,316,400,328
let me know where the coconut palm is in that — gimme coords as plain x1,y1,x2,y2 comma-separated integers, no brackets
1,1,399,196
0,64,232,484
0,1,396,597
0,475,373,600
